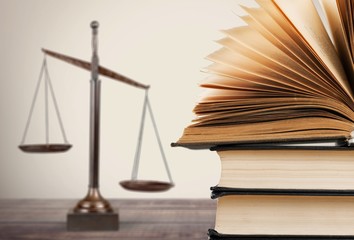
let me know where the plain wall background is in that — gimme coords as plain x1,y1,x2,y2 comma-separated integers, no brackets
0,0,326,199
0,0,260,199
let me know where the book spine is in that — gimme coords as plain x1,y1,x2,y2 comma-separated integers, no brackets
208,229,354,240
210,186,354,199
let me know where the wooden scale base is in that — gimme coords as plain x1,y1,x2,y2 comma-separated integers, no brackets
67,188,119,231
67,211,119,231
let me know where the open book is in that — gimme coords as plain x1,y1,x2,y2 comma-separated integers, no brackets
174,0,354,148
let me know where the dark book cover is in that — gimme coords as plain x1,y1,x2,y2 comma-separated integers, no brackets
208,229,354,240
172,137,351,150
210,186,354,199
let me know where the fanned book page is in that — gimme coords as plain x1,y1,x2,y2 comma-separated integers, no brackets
175,0,354,148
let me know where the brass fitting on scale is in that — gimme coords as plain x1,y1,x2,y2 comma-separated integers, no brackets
73,188,113,213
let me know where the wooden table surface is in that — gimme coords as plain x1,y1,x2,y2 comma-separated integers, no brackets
0,199,216,240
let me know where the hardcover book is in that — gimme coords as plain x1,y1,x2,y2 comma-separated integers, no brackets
214,148,354,191
211,194,354,237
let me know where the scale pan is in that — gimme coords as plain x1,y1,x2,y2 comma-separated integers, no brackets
119,180,174,192
19,144,72,153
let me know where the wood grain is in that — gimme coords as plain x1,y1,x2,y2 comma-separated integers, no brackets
0,199,216,240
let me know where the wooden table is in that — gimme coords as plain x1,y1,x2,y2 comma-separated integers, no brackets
0,199,216,240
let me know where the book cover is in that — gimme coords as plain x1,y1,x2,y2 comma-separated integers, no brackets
208,229,354,240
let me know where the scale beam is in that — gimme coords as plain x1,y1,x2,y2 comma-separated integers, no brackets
42,48,150,90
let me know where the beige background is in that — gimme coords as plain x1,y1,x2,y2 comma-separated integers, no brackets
0,0,324,199
0,0,253,199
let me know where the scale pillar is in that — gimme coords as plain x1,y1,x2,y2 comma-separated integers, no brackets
67,21,119,231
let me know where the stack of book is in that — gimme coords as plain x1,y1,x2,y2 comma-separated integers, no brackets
208,146,354,239
174,0,354,239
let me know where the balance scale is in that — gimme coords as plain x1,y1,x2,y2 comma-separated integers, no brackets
18,21,174,231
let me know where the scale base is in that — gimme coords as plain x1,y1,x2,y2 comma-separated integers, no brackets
67,210,119,231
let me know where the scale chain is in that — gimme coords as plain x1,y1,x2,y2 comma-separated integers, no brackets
44,57,49,144
20,58,46,145
131,90,174,184
44,57,69,144
131,93,148,180
20,56,69,145
146,95,174,184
